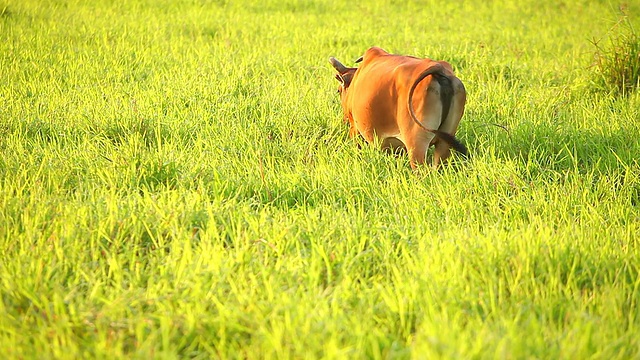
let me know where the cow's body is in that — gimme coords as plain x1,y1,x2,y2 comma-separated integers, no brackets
330,47,467,169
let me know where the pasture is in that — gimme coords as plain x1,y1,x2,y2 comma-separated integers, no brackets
1,0,640,358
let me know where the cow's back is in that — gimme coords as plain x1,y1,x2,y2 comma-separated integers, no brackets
347,48,443,140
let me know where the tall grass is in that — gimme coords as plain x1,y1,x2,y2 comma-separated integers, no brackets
1,0,640,358
592,11,640,95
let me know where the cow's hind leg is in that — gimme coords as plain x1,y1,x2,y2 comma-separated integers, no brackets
432,141,451,169
405,133,434,170
408,145,427,170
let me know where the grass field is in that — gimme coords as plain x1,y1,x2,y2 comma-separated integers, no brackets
2,0,640,358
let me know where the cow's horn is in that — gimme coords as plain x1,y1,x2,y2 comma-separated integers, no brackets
329,57,348,73
354,56,363,63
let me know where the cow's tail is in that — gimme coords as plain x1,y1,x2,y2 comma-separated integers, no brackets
408,65,468,157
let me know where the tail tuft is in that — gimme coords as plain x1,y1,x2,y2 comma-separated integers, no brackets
430,130,468,157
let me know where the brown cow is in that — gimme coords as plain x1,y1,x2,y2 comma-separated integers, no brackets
329,47,467,169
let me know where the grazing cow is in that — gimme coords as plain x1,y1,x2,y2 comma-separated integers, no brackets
329,47,467,169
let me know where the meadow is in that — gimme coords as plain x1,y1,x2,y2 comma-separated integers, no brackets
1,0,640,358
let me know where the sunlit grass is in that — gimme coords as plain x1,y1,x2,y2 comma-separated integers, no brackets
591,12,640,95
1,0,640,358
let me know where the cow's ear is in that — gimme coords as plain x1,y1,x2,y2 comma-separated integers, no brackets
335,73,344,84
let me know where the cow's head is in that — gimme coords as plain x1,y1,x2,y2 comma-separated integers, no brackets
329,57,357,102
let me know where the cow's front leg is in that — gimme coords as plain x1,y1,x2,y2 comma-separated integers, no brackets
381,137,407,157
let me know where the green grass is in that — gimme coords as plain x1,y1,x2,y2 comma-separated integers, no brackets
591,8,640,95
1,0,640,358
